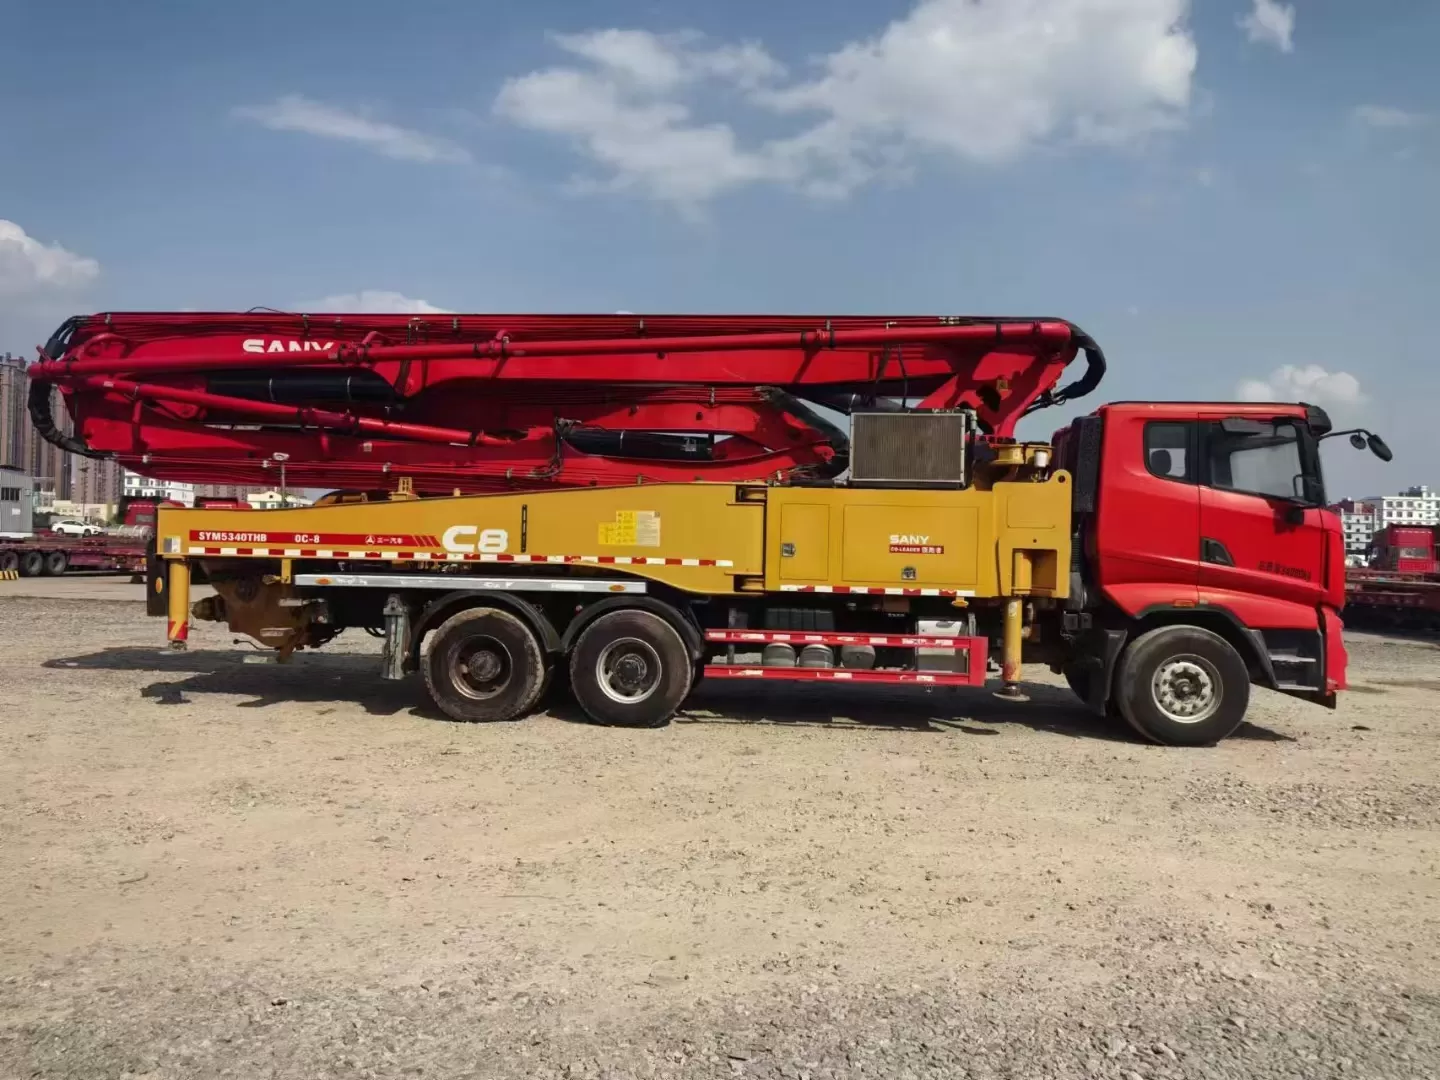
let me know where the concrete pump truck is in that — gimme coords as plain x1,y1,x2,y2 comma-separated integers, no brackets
27,311,1391,746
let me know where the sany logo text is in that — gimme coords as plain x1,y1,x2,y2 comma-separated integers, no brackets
242,339,337,354
442,526,509,555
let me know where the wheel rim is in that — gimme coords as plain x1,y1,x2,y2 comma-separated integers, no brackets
1150,654,1221,724
595,637,662,705
449,635,513,700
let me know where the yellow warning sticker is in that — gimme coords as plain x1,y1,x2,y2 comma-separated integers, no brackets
598,510,661,547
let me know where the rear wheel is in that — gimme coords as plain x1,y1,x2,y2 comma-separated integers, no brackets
569,609,693,728
42,551,68,576
1114,625,1250,747
18,551,44,577
422,606,548,723
0,551,17,573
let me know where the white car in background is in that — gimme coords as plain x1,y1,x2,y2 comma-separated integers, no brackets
49,519,104,537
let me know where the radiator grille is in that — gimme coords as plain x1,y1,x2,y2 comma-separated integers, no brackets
850,412,968,486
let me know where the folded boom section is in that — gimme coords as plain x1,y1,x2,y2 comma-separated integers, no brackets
28,311,1104,494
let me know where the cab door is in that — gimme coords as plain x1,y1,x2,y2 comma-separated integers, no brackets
1092,412,1201,608
1195,415,1326,622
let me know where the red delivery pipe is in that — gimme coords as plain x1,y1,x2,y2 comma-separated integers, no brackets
30,320,1073,379
72,375,517,447
338,320,1076,362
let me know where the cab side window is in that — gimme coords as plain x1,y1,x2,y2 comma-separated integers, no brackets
1204,419,1304,500
1143,421,1194,483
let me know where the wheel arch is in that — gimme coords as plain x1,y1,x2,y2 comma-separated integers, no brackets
559,594,705,661
406,590,562,672
1098,603,1275,706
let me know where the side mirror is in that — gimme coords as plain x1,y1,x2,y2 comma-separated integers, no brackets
1323,426,1394,464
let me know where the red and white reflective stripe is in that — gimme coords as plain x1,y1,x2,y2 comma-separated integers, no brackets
705,629,974,648
778,584,975,597
701,665,985,687
185,546,732,567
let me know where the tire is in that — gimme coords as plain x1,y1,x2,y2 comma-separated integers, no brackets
0,551,17,573
422,606,549,723
1113,625,1251,747
18,551,44,578
568,608,694,728
42,551,68,576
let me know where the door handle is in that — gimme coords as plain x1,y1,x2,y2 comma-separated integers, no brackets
1201,538,1235,566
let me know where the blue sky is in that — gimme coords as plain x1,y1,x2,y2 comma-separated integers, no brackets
1,0,1436,497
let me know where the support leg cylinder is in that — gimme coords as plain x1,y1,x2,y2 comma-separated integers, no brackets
166,560,191,651
994,597,1028,701
381,593,410,681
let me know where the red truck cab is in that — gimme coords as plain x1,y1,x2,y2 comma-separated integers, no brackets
1052,400,1366,744
1371,526,1439,575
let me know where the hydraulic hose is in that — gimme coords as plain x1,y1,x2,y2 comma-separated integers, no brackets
1023,324,1107,415
27,379,106,459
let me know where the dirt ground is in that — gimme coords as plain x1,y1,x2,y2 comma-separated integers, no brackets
2,580,1439,1080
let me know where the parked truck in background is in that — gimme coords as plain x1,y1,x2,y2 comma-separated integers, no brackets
28,310,1392,744
1344,524,1440,631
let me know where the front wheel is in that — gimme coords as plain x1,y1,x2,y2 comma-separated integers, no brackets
1114,625,1251,747
422,606,549,723
42,551,69,576
569,609,694,728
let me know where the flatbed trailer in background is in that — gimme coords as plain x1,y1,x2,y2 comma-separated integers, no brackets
1345,569,1440,631
0,533,149,577
0,495,181,577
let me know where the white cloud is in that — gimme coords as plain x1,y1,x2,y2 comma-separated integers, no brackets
302,290,453,314
1239,0,1295,53
495,0,1198,207
0,219,100,296
549,29,785,93
1350,104,1430,130
494,35,791,205
1237,365,1365,408
234,95,471,164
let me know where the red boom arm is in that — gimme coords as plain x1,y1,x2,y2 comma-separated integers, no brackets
27,311,1105,494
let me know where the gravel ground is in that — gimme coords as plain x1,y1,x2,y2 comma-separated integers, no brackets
2,585,1439,1079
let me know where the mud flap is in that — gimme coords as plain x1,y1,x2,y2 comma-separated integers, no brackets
1090,628,1129,713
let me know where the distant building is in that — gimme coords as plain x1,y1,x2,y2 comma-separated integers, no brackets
246,489,313,510
0,355,27,472
1364,485,1440,529
71,456,124,509
195,482,271,503
1332,499,1379,558
1,353,121,508
122,470,196,507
